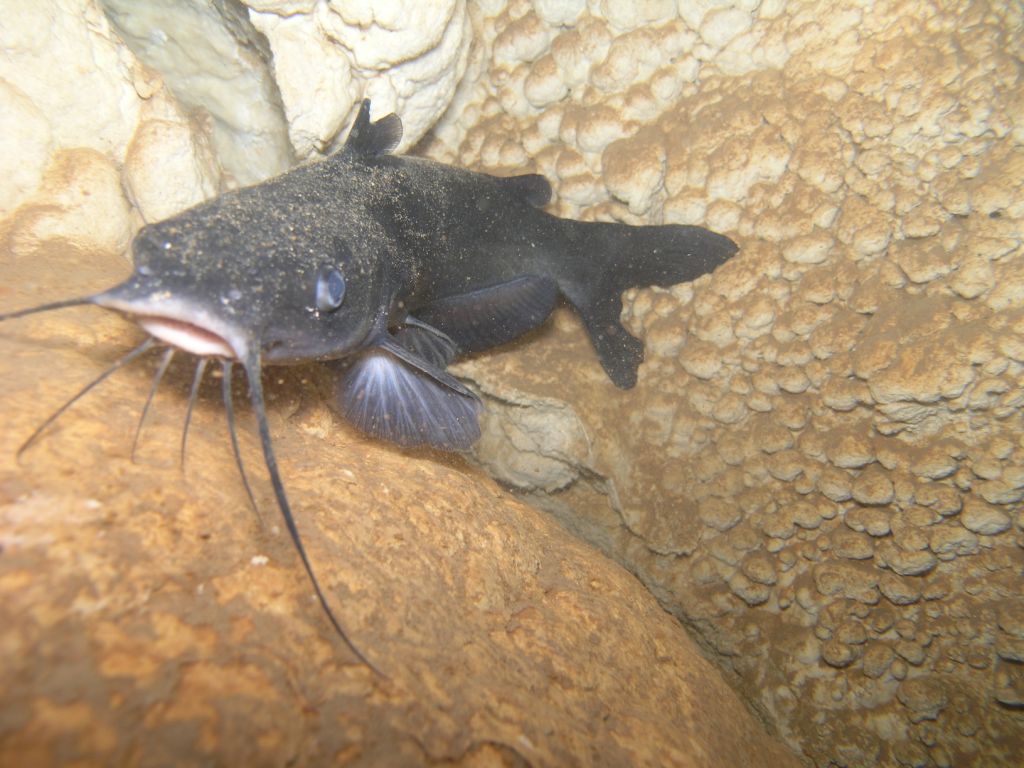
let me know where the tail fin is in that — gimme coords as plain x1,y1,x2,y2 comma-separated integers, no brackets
558,222,736,388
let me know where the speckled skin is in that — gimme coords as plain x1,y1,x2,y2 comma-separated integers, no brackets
105,102,734,390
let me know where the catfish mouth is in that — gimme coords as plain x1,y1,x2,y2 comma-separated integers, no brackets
135,315,237,359
95,288,249,361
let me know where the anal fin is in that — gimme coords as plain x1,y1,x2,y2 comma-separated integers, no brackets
414,275,558,355
578,297,644,389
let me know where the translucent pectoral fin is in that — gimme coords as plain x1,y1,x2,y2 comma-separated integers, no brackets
392,318,460,369
337,343,481,451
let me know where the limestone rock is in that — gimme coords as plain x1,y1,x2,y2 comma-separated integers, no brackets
4,0,1024,766
248,0,471,158
432,2,1024,766
0,0,222,231
0,245,796,767
104,0,293,186
2,0,468,239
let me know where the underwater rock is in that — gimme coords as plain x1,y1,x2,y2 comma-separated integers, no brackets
425,2,1024,767
3,1,1023,766
0,0,221,227
1,0,468,228
0,245,796,765
247,0,472,159
103,0,293,186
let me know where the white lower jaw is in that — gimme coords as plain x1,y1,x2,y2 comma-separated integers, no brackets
137,316,236,358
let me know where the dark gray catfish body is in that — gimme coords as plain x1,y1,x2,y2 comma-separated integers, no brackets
1,100,736,665
106,101,735,450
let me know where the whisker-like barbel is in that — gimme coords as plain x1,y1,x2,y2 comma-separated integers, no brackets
180,357,207,469
222,360,260,517
243,352,380,674
16,337,157,459
131,347,175,463
0,296,95,322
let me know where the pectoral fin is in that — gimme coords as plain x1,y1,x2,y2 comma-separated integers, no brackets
392,317,459,369
337,338,480,450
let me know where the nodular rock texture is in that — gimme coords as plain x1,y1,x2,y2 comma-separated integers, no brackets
428,2,1024,766
0,241,797,766
2,0,1023,766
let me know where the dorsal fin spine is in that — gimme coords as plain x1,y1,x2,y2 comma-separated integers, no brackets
344,99,403,157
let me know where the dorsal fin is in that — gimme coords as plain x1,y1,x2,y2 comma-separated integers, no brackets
500,173,551,208
344,99,403,157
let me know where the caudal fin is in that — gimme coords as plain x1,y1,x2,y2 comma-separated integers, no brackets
558,221,736,388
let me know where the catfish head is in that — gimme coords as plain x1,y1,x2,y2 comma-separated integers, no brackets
96,194,387,368
0,154,394,674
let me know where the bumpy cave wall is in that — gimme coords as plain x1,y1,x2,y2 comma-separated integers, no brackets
1,1,1022,767
423,2,1024,767
0,2,803,766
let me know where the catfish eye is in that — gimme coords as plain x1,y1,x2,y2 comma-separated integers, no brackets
315,266,346,312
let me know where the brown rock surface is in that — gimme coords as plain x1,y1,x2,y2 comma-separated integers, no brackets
4,1,1024,766
0,241,797,766
427,2,1024,766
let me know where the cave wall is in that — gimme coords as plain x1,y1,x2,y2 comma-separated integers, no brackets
426,2,1024,766
0,1,1022,766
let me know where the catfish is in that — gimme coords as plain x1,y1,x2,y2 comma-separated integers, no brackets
0,100,737,667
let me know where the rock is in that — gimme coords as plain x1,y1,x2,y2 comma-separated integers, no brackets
994,659,1024,707
814,563,879,604
8,149,135,257
821,637,859,668
0,0,143,215
862,642,894,679
7,1,1024,766
698,497,743,532
928,525,979,559
252,0,471,158
462,375,593,495
879,573,921,605
0,80,53,216
105,0,292,185
832,529,875,560
897,678,947,723
882,547,937,578
0,248,798,766
741,551,777,585
960,500,1012,536
851,465,896,505
123,102,221,223
728,572,772,607
826,429,875,469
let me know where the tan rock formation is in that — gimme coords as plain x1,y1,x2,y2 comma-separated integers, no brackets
0,241,796,765
2,0,1023,766
426,2,1024,766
